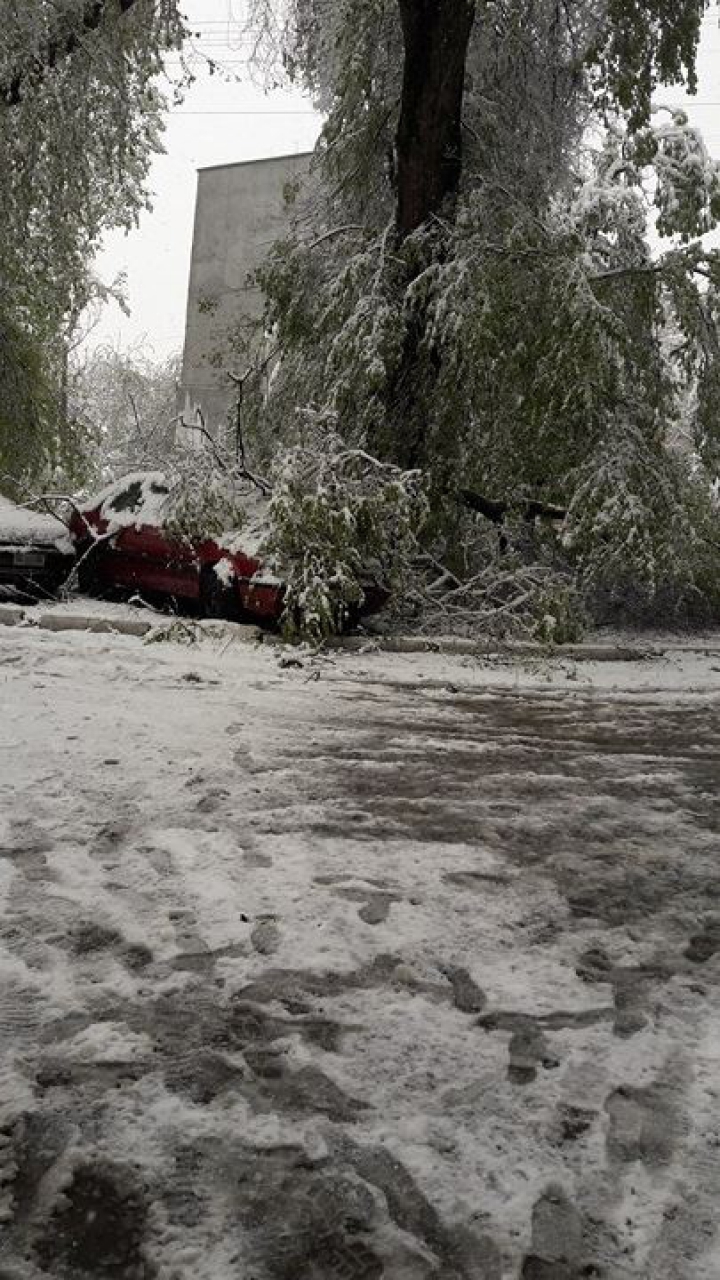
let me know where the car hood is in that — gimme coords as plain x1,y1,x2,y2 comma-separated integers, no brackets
216,491,271,560
0,496,73,552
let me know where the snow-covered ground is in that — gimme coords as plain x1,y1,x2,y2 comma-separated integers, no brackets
1,619,719,1279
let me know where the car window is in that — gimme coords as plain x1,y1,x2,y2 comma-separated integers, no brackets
108,481,144,513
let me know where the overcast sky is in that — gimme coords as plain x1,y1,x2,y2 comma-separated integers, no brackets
91,0,720,363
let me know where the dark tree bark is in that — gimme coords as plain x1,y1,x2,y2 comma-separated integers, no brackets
395,0,476,239
460,489,566,523
2,0,142,107
382,1,477,468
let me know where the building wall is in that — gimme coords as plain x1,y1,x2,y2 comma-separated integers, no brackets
179,152,310,441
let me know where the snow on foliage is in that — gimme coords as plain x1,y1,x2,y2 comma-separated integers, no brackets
648,107,720,240
239,87,720,627
7,0,719,631
68,347,182,486
563,420,698,611
0,1,185,494
263,421,427,640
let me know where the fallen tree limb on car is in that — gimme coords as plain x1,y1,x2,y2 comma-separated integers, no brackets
460,489,566,524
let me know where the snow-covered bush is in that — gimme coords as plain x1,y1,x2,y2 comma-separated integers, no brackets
263,423,427,641
564,429,720,623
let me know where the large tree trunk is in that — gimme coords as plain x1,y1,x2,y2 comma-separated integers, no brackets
395,0,476,239
380,1,476,468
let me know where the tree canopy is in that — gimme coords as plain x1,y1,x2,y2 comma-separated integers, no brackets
0,0,184,494
228,0,720,629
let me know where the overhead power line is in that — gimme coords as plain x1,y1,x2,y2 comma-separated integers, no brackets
169,109,318,115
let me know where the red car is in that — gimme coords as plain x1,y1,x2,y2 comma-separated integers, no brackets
69,472,284,622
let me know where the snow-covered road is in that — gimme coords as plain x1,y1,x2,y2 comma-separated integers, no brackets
1,624,720,1279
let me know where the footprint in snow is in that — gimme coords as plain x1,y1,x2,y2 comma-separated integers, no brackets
251,916,281,956
315,877,401,925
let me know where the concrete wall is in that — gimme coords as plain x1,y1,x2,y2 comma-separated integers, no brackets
179,152,311,441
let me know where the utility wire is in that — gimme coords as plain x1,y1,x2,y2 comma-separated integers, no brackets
169,109,318,115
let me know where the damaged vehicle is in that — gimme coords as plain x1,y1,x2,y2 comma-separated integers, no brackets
69,471,284,623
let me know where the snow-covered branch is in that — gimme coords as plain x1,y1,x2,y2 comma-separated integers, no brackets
2,0,146,106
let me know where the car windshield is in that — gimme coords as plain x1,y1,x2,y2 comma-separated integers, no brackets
108,481,145,513
105,478,170,518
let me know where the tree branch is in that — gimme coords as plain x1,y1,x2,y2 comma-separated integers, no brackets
178,411,229,474
2,0,142,107
460,489,566,524
303,225,366,251
178,410,272,496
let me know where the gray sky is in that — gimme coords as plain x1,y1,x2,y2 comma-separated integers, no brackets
92,1,720,362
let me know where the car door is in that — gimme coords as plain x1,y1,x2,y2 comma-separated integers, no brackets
102,479,200,600
122,523,200,599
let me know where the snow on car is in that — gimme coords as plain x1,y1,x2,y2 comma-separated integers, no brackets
68,471,283,623
0,494,74,601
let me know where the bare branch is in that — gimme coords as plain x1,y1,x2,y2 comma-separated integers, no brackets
178,411,229,474
178,410,272,496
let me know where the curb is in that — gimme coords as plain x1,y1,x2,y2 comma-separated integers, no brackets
0,603,26,627
262,631,660,662
146,618,264,644
200,621,264,644
2,604,715,663
38,613,153,638
0,606,263,643
0,604,153,638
